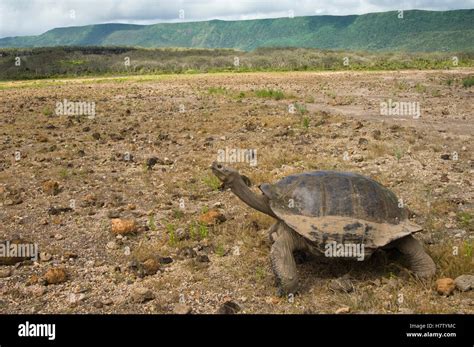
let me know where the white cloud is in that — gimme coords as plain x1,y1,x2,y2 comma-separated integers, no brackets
0,0,473,38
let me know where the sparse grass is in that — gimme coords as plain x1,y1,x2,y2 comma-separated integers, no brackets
208,86,227,95
457,211,474,231
415,83,427,93
202,174,220,191
172,208,184,220
393,147,404,161
302,116,310,129
188,221,209,240
166,223,177,246
430,240,474,278
294,102,308,115
188,222,197,240
58,168,70,179
431,89,441,97
42,107,53,116
462,76,474,88
255,266,267,281
367,142,392,159
198,223,209,239
148,214,157,231
396,80,409,91
215,244,225,257
255,89,285,100
305,95,315,103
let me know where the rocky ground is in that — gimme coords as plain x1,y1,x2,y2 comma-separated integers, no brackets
0,69,473,314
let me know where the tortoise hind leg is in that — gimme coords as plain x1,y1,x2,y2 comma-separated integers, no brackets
269,222,303,296
393,235,436,278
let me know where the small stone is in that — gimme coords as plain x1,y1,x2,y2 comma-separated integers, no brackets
39,252,52,262
159,257,173,264
43,267,67,285
111,218,137,235
107,210,121,218
217,301,241,314
103,298,113,306
68,293,86,304
131,287,155,303
48,207,72,216
358,138,369,146
198,210,226,226
436,278,455,296
335,306,351,314
146,157,159,169
454,275,474,292
142,258,160,275
93,301,104,309
106,241,118,250
196,255,210,263
0,268,12,278
371,279,382,287
266,296,280,305
178,247,197,259
4,199,13,206
328,278,354,293
163,157,173,165
173,303,192,314
63,252,78,260
440,154,451,160
42,180,60,196
29,285,47,297
175,228,189,241
26,274,40,286
372,129,382,140
440,173,449,182
54,233,64,240
353,121,363,130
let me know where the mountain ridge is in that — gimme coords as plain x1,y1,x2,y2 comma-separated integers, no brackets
1,9,473,51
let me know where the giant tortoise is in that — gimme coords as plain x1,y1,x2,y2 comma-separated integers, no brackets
211,162,436,295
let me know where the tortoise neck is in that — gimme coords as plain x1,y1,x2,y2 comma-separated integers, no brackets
230,176,276,218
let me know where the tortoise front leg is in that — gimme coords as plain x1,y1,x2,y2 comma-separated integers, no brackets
269,223,300,296
393,235,436,278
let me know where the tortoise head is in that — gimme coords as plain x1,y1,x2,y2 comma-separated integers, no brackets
211,162,241,185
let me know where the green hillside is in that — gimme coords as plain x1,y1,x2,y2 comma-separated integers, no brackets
1,9,473,51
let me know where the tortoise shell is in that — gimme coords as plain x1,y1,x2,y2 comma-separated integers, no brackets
260,171,421,255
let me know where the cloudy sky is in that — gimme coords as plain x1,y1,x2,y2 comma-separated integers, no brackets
0,0,473,38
